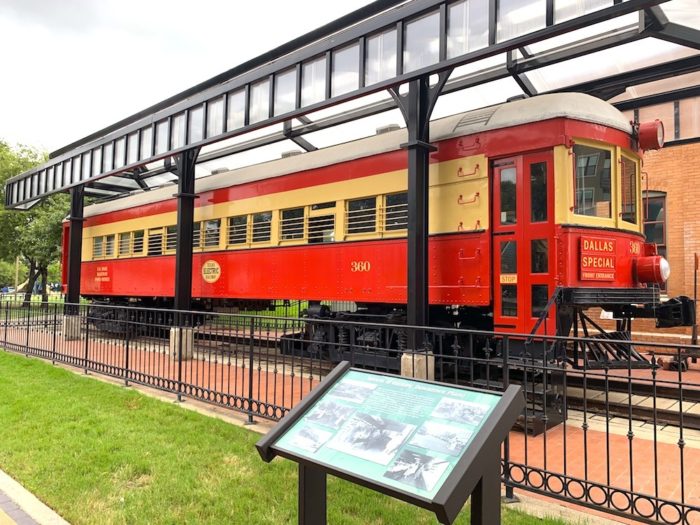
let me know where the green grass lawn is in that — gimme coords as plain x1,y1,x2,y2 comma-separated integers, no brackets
0,350,570,525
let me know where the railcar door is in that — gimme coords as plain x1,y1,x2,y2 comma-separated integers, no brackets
492,152,555,335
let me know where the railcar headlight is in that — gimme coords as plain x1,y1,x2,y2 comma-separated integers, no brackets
638,120,664,150
659,257,671,282
636,255,670,284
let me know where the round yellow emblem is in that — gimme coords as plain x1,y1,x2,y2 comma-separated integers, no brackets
202,260,221,283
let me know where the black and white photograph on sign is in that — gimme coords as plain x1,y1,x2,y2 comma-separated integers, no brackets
383,450,450,492
409,420,473,456
329,379,377,404
327,412,415,465
306,399,356,430
290,426,333,454
431,398,490,426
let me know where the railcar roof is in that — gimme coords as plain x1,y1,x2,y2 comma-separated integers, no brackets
83,93,631,219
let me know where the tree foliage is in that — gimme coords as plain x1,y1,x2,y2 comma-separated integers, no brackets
0,141,67,302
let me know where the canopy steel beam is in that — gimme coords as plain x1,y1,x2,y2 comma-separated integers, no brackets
644,6,700,50
613,85,700,111
564,55,700,100
5,0,669,209
65,186,84,313
391,71,450,342
173,148,200,315
102,24,658,193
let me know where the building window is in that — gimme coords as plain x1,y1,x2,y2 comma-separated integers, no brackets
643,191,667,291
573,145,611,218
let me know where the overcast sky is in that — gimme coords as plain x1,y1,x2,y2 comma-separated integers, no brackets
0,0,375,153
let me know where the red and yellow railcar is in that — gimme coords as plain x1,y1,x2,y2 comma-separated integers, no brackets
63,93,690,344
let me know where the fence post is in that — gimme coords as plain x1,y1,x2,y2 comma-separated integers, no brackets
502,336,516,502
51,302,58,365
124,312,131,387
83,306,90,374
247,317,256,425
176,312,184,402
3,301,8,350
25,302,31,353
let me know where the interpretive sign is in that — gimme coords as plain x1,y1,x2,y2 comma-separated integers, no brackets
257,362,524,525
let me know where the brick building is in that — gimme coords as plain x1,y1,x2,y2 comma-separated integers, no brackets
617,91,700,339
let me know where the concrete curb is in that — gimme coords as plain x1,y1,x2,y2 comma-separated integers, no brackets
0,471,69,525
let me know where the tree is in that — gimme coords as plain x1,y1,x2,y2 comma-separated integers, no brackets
0,141,67,305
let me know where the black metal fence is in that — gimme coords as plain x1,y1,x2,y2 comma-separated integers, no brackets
1,298,699,524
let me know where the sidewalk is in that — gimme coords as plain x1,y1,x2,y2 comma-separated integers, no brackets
0,471,68,525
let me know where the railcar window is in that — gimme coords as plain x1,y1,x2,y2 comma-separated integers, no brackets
148,229,163,256
531,285,549,318
203,220,221,247
281,208,305,240
192,222,201,248
500,167,517,225
133,230,144,254
385,192,408,231
93,237,104,259
309,215,335,243
620,156,637,224
531,239,548,273
573,145,611,218
166,226,177,251
119,233,131,256
228,216,248,245
105,235,115,257
500,241,517,273
252,212,272,243
347,197,377,234
312,201,335,210
530,162,547,222
501,285,517,317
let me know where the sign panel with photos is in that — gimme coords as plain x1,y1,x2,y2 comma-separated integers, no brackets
273,368,501,500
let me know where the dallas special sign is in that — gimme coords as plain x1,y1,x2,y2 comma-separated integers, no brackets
580,236,616,281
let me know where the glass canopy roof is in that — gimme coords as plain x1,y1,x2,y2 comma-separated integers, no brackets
5,0,700,208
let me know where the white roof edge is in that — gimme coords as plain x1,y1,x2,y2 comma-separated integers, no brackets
84,93,631,219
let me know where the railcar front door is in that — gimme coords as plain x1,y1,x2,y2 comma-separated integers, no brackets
492,152,555,335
